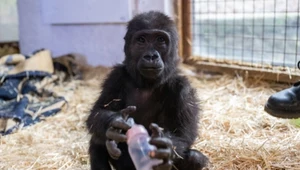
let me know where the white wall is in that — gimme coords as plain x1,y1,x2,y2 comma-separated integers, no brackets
17,0,174,66
0,0,18,42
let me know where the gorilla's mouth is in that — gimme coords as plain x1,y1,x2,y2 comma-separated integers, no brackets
139,67,163,78
141,67,163,71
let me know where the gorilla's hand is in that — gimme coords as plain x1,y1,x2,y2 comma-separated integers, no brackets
105,106,136,159
149,123,174,170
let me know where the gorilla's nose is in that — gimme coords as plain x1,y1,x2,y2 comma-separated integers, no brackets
143,54,158,61
143,51,159,61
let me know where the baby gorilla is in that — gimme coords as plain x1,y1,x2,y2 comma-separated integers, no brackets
86,11,208,170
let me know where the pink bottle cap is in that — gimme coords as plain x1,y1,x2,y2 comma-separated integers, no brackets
126,124,148,144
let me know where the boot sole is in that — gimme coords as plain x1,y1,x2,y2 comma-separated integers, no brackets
264,104,300,119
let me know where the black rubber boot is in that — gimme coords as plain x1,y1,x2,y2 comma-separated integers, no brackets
264,81,300,119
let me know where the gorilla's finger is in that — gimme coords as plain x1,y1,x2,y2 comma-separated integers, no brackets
149,123,163,138
110,119,131,130
106,128,127,142
152,160,173,170
149,149,171,160
106,140,121,160
149,137,173,149
121,106,136,119
126,117,135,127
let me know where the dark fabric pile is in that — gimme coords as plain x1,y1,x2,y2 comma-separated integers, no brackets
0,49,80,135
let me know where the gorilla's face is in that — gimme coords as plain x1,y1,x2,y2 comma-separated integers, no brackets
130,29,170,79
123,11,179,87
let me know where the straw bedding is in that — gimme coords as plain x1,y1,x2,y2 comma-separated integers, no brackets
0,64,299,170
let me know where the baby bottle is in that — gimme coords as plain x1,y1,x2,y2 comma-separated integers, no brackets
126,124,163,170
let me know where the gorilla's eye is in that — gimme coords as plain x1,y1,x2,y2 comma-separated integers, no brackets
137,36,146,43
157,36,166,43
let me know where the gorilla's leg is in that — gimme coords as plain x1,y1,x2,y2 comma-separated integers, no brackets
173,149,208,170
89,141,112,170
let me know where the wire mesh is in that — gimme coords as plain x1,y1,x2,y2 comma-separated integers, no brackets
192,0,300,69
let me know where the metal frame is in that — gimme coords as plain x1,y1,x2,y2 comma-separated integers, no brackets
176,0,300,83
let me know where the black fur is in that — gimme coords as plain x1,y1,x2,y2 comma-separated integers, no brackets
86,11,207,170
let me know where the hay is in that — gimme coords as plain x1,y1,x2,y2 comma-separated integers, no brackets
1,65,300,170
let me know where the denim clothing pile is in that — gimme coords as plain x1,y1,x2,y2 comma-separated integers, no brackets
0,50,67,135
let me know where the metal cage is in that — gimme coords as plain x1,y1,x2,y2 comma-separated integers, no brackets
176,0,300,83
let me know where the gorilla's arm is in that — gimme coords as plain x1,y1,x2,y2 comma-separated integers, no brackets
170,88,199,157
152,77,200,159
86,65,128,144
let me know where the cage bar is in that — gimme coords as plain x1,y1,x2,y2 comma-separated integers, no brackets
182,0,192,60
183,0,300,83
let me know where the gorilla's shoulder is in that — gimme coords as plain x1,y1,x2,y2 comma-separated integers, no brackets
111,64,126,72
102,64,128,85
107,64,127,78
167,74,193,91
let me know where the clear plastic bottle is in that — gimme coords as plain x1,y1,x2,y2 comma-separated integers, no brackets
126,124,163,170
